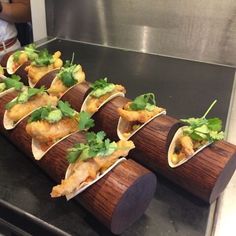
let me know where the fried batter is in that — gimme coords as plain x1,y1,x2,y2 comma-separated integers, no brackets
25,51,63,84
47,69,85,97
51,140,135,198
118,102,164,123
7,94,58,122
86,85,125,114
26,117,78,144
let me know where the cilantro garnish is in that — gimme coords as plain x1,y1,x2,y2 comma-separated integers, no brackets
3,75,23,91
57,53,78,87
67,131,117,163
90,78,115,97
5,86,45,110
12,44,39,62
28,101,94,130
31,49,54,66
129,93,156,111
78,111,94,130
58,101,76,118
181,100,224,142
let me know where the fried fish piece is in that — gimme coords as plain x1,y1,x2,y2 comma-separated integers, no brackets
25,51,63,84
118,102,164,123
86,85,125,114
51,140,135,198
47,68,85,97
26,117,78,144
6,94,58,122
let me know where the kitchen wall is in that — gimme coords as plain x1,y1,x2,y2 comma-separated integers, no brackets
45,0,236,66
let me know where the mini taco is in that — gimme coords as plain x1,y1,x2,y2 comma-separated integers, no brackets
51,131,135,200
47,59,85,98
81,78,126,115
117,93,166,140
6,44,38,75
168,100,224,168
25,49,63,87
26,101,94,160
3,86,58,130
0,74,23,98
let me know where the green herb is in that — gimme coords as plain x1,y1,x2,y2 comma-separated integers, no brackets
67,131,117,163
3,75,23,90
28,106,51,123
5,86,45,110
78,111,94,130
181,100,224,142
129,93,156,111
90,78,115,98
58,101,76,118
24,44,39,61
58,64,77,87
12,51,21,62
31,49,54,66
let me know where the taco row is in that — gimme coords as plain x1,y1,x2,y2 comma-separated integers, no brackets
0,47,225,199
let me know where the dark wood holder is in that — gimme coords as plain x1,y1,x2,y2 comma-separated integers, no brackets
0,93,157,234
34,69,60,89
70,94,236,203
60,81,91,111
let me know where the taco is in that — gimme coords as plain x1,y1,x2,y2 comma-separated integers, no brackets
6,44,38,75
47,61,85,98
81,78,126,115
26,101,94,160
51,131,135,199
0,74,23,98
3,86,58,130
117,93,166,140
168,100,224,168
25,49,63,87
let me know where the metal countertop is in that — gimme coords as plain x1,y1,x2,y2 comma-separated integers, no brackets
0,38,235,236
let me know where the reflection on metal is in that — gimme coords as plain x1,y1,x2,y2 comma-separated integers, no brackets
45,0,236,66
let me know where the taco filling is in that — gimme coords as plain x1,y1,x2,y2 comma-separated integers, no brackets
26,101,94,151
84,78,126,114
118,93,165,138
25,49,63,85
5,86,58,124
47,61,85,97
0,75,23,93
169,100,224,166
51,131,135,198
9,44,38,73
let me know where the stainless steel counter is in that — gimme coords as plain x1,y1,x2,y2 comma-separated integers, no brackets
0,38,235,235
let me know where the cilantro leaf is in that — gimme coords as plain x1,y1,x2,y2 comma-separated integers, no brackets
28,107,51,123
66,131,118,163
78,111,94,130
4,75,23,90
129,93,156,111
90,78,115,98
58,64,77,87
181,100,224,142
31,49,54,66
58,101,76,118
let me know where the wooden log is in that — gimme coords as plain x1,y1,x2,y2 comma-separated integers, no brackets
0,93,156,234
83,94,236,203
60,81,91,111
40,132,157,234
34,69,60,89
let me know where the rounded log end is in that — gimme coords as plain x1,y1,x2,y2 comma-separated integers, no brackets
209,141,236,203
110,171,157,234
